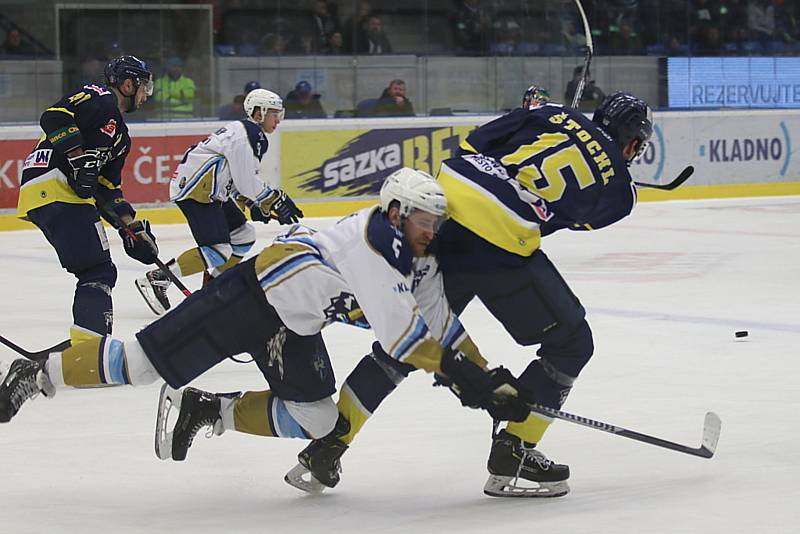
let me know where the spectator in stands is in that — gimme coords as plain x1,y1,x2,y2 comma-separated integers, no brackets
564,66,605,112
154,57,197,120
0,27,35,56
285,80,327,118
343,1,372,54
327,31,345,54
374,79,414,117
218,81,260,121
774,0,798,44
451,0,490,56
364,15,392,54
309,0,339,54
609,19,644,54
261,32,290,55
698,25,725,54
748,0,775,42
562,18,587,54
80,56,106,84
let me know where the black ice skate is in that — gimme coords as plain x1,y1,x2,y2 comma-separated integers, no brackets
155,384,223,461
284,414,350,494
135,268,172,316
484,429,570,498
0,359,55,423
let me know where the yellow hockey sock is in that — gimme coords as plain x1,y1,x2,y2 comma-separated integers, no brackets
213,255,242,275
175,248,207,277
505,412,553,444
69,325,103,345
60,337,105,386
335,385,371,445
233,390,276,437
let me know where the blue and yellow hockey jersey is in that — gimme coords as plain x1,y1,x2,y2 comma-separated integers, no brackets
436,103,636,270
17,83,135,223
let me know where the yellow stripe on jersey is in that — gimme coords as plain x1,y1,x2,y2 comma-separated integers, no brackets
60,338,104,386
438,163,541,257
173,157,225,203
506,412,553,445
45,107,76,117
16,169,94,218
336,384,371,445
459,139,478,154
401,337,444,373
233,390,275,436
97,175,120,190
254,242,317,274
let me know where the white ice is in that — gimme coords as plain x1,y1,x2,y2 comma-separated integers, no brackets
1,197,799,534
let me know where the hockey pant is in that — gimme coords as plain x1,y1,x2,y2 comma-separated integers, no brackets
28,203,117,343
172,198,256,277
46,258,338,439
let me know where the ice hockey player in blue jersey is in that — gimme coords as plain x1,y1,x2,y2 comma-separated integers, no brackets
0,169,528,483
16,55,159,345
289,92,654,498
134,88,303,316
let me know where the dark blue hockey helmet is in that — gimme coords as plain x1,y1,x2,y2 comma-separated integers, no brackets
592,92,653,164
522,85,551,110
104,55,153,96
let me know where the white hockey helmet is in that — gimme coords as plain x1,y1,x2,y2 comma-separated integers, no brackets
379,167,447,219
244,88,284,121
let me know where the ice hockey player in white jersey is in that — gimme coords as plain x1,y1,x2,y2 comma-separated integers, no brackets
135,88,303,315
0,168,529,478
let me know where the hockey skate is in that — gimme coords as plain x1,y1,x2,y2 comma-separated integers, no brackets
483,429,570,498
155,384,223,461
135,268,172,316
285,414,350,494
0,359,55,423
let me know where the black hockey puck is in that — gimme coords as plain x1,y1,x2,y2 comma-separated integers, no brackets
735,331,749,338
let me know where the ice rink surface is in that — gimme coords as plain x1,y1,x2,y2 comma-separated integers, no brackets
1,196,799,534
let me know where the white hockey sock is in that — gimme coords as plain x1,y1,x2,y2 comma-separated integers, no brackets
123,340,162,386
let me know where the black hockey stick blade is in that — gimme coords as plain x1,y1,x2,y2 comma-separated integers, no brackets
0,335,71,362
635,165,694,191
528,403,721,459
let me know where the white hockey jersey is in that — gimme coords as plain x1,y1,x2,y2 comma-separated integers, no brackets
169,120,274,205
253,206,485,373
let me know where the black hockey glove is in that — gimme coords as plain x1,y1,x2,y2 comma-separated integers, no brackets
269,189,303,225
439,350,530,422
67,149,103,199
250,204,271,224
120,220,159,265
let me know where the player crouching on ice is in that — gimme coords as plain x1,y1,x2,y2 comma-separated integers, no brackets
0,168,530,482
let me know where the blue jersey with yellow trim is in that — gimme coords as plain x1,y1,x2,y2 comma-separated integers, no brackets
436,103,636,270
17,83,134,221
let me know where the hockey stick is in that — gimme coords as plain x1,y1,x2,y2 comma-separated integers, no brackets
151,256,192,297
634,165,694,191
0,335,71,362
120,225,192,297
570,0,594,109
528,403,721,458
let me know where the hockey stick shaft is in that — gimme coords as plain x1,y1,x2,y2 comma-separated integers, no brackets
634,165,694,191
571,0,594,109
120,225,192,297
0,335,71,362
528,403,720,458
152,255,192,297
